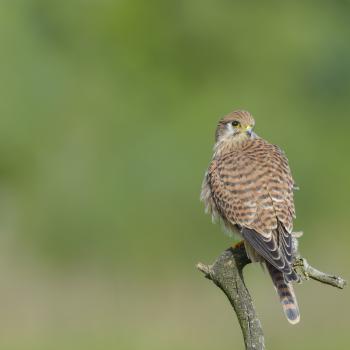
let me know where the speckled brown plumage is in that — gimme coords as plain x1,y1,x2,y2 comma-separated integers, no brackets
201,110,300,324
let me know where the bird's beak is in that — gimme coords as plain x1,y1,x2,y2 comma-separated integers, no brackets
246,125,253,136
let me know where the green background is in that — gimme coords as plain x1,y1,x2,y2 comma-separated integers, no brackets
0,1,349,349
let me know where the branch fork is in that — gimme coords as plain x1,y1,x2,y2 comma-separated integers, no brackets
197,241,346,350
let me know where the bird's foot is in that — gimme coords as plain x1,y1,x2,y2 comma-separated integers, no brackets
293,257,310,281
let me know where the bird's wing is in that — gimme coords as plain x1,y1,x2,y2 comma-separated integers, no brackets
208,138,296,275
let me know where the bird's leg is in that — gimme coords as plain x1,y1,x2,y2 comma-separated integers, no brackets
290,232,308,280
291,231,303,257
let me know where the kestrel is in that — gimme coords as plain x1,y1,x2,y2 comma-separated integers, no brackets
201,110,300,324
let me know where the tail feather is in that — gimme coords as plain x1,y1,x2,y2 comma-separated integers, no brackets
266,262,300,325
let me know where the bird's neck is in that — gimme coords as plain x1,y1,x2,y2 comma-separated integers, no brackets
213,134,249,157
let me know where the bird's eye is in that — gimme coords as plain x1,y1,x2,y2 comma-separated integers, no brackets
231,120,240,127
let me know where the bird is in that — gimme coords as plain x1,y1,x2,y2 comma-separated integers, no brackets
201,109,300,324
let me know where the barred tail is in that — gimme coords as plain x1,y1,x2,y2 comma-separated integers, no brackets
266,262,300,325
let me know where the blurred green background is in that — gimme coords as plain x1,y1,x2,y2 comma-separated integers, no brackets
0,1,349,349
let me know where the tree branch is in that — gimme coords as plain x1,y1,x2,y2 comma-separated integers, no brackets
293,257,346,289
197,244,265,350
197,243,346,350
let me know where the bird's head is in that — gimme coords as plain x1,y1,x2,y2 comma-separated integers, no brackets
215,110,256,143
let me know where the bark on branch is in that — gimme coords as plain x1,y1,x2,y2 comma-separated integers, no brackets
197,243,346,350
